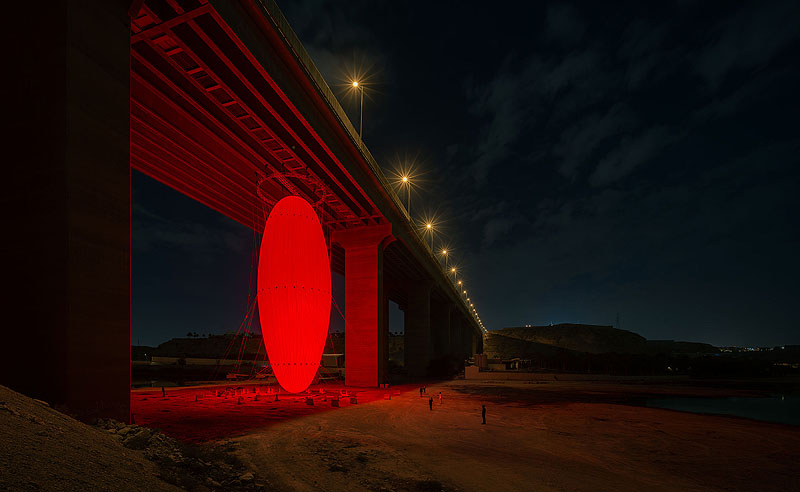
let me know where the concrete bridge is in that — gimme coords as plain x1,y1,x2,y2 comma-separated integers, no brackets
4,0,483,422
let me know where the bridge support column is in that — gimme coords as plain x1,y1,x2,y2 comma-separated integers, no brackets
459,317,471,358
404,284,432,378
449,309,459,357
3,0,130,422
333,224,394,387
430,301,451,360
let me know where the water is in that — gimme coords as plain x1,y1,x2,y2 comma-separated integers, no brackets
645,395,800,425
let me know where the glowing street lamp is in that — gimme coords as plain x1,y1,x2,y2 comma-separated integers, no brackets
352,80,364,140
401,175,411,216
424,221,434,250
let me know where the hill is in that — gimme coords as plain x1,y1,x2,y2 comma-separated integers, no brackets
497,324,648,354
484,332,572,360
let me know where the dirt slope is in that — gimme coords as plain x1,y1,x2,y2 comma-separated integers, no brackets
0,385,181,492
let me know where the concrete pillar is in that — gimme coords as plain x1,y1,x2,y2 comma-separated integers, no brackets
430,301,451,359
380,287,390,383
449,308,462,357
459,317,470,358
3,0,131,422
404,284,432,378
332,224,393,387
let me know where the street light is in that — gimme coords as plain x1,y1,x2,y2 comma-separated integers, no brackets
401,175,411,216
352,80,364,139
424,221,434,250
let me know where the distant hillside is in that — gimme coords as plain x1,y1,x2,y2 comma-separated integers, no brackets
145,332,345,360
645,340,718,355
484,332,571,360
497,324,648,354
153,334,263,359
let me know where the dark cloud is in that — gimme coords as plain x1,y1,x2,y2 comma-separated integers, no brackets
588,126,675,187
555,103,636,179
133,203,250,261
545,4,586,46
695,1,800,87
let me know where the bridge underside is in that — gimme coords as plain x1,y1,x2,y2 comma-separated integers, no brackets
4,0,482,422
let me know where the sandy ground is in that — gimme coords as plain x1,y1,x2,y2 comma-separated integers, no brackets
0,385,181,492
10,378,797,491
229,380,800,492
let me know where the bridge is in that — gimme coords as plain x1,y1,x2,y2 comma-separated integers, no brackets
5,0,483,422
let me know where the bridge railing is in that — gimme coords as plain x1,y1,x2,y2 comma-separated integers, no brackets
256,0,482,330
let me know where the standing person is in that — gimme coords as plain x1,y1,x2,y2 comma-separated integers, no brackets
161,386,165,398
419,387,423,397
481,404,486,424
429,397,433,411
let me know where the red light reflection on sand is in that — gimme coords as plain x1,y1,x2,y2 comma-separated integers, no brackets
130,383,412,442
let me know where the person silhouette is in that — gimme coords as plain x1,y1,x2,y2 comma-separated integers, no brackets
429,397,433,411
481,404,486,424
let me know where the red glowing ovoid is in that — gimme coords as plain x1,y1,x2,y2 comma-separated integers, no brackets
257,196,331,393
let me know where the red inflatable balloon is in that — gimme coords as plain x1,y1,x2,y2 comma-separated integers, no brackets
257,196,331,393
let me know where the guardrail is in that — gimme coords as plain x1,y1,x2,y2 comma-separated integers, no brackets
254,0,483,331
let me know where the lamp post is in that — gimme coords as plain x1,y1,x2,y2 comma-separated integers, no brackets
425,222,434,250
401,175,410,216
440,249,448,269
352,81,364,140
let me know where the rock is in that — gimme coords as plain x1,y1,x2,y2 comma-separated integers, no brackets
124,428,153,450
239,472,254,481
117,427,131,436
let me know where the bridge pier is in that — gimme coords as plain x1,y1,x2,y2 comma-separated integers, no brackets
332,224,394,387
459,317,472,358
4,0,131,422
430,301,451,360
403,284,432,378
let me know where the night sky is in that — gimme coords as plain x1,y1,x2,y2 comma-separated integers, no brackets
132,0,800,347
